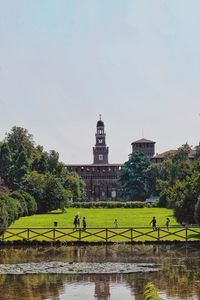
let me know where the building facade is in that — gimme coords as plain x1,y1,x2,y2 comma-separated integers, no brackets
131,138,155,158
66,117,122,201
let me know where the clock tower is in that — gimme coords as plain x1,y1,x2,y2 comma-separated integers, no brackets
93,115,109,164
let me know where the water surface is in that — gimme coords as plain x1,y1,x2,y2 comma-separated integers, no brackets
0,244,199,299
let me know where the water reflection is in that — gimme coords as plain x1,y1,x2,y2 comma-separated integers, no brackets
0,244,199,299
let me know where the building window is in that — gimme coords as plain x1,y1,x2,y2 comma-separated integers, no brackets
99,154,103,160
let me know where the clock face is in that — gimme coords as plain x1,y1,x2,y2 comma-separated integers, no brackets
99,139,103,144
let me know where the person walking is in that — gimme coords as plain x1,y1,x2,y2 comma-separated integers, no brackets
114,218,119,228
73,215,78,231
82,217,86,231
150,216,157,231
166,217,170,230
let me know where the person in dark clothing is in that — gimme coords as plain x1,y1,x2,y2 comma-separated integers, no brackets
150,216,157,231
165,217,170,230
73,215,78,231
82,217,86,231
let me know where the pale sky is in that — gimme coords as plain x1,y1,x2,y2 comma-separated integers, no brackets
0,0,200,164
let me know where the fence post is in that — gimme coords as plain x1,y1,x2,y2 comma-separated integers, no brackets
27,229,30,240
79,228,81,241
157,227,160,241
106,228,108,242
131,228,133,242
53,228,56,241
185,226,188,242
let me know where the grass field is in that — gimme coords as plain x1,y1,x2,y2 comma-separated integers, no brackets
5,208,199,242
10,208,177,228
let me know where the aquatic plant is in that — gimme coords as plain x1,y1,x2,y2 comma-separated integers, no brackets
144,282,162,300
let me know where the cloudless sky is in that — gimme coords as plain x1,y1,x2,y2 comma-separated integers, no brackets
0,0,200,163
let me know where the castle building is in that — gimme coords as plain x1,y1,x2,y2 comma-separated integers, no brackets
65,117,122,201
131,138,155,158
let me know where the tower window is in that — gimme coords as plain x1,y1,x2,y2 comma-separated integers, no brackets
99,154,103,160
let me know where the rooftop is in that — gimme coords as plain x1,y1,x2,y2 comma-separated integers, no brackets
132,138,155,144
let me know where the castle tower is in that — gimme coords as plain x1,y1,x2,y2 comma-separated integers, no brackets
93,115,109,164
131,138,155,158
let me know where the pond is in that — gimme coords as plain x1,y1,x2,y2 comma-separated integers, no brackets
0,244,199,299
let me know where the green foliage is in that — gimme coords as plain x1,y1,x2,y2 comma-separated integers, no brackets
10,191,28,216
119,151,150,200
144,282,162,300
43,174,68,213
69,201,146,208
10,190,37,216
5,126,35,159
194,196,200,225
0,192,21,226
23,172,68,213
0,143,13,186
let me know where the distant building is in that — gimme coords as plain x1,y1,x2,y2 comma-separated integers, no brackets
152,149,197,163
131,138,155,158
65,117,122,201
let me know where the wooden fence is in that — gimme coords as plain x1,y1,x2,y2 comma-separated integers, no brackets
1,226,200,242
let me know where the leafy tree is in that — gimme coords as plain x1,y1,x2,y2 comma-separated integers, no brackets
119,151,150,200
23,171,68,213
10,190,28,216
32,152,49,173
173,177,197,224
5,126,36,159
22,171,46,212
194,196,200,225
12,145,30,188
0,192,21,225
0,143,13,186
64,172,86,201
43,174,67,213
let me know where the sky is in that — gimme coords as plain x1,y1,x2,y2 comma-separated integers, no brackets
0,0,200,164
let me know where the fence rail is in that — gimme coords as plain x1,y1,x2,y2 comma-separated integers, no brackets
1,226,200,242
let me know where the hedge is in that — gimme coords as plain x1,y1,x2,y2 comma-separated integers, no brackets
67,201,146,209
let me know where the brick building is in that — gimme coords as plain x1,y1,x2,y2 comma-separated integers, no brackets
131,138,155,158
65,117,122,201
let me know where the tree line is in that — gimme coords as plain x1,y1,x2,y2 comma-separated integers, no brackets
0,126,86,229
119,143,200,225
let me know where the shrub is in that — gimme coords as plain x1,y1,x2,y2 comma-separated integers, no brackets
16,190,37,215
10,191,28,216
69,201,146,209
0,192,22,227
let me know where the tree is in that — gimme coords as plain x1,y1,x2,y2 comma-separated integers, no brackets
119,151,150,200
173,177,198,224
64,172,86,201
32,152,49,173
5,126,36,159
43,174,68,213
0,143,13,186
194,196,200,225
23,171,68,213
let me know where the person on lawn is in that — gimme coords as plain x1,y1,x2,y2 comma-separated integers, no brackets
150,216,157,231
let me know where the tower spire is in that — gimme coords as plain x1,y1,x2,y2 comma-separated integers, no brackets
93,117,109,164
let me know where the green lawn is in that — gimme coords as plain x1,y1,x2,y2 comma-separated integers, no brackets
5,208,199,242
10,208,177,228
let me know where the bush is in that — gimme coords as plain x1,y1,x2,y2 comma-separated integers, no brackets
0,192,22,227
10,191,28,216
16,190,37,215
69,201,146,209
